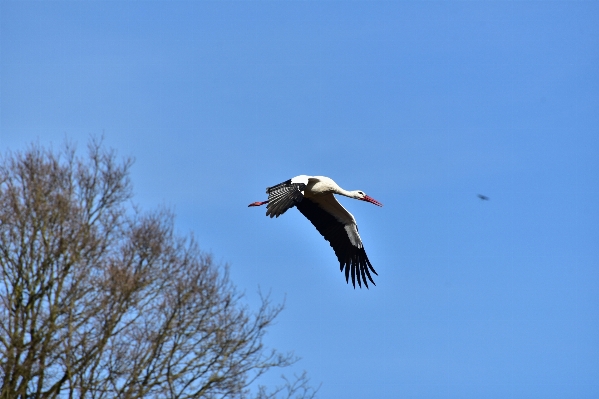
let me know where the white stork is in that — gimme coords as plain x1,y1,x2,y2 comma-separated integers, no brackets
249,175,382,289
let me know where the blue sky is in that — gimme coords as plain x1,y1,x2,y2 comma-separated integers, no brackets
1,1,598,398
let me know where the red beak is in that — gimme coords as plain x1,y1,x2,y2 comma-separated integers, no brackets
362,195,383,207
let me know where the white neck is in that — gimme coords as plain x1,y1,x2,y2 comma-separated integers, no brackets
336,187,361,199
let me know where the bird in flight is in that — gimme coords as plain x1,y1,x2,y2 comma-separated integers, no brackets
477,194,490,201
249,175,382,289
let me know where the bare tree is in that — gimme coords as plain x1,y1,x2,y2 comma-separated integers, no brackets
0,140,317,399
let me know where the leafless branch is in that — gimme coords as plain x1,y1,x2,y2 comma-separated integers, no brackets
0,140,316,399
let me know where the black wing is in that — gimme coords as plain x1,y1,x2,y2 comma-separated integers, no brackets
265,179,306,218
295,198,378,289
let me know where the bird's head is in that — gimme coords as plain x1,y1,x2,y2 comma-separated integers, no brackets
353,191,383,207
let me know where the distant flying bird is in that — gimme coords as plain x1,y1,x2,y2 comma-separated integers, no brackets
477,194,490,201
249,175,383,289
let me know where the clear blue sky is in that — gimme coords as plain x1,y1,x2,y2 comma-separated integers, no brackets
2,1,598,398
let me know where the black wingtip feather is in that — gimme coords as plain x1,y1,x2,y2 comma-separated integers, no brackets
360,265,368,289
344,261,350,283
339,248,377,289
364,265,375,287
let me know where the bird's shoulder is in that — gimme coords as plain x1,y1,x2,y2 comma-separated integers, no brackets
305,193,356,225
304,176,339,195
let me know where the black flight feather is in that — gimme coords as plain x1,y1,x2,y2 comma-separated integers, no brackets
265,180,306,218
295,198,377,288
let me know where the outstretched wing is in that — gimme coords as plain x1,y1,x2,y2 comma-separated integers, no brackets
265,177,308,218
295,194,378,288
